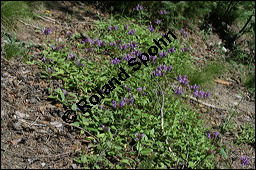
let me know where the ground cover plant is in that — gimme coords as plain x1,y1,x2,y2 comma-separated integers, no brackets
1,1,254,169
30,4,221,169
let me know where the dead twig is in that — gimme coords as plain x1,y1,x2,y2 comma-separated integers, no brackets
17,20,40,30
62,122,99,143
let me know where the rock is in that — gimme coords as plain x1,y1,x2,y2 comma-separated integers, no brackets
235,94,243,99
27,98,37,104
222,46,227,53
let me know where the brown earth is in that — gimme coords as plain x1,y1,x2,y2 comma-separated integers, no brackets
1,1,255,169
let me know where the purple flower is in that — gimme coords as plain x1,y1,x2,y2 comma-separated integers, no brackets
111,57,120,65
190,84,200,91
213,132,219,139
180,28,188,37
114,26,118,30
129,96,134,104
148,25,154,32
178,75,189,85
167,65,172,71
122,97,127,103
159,9,167,15
151,56,157,61
68,53,77,60
42,57,46,61
175,87,182,95
47,68,51,73
167,47,176,53
102,125,110,132
130,41,137,48
240,156,250,166
84,48,88,52
203,92,211,98
137,87,142,91
120,101,126,107
124,24,129,30
112,101,117,108
135,4,143,11
153,70,163,76
194,90,200,98
181,47,190,52
159,51,168,57
142,92,147,95
128,29,136,35
155,19,162,24
207,133,211,139
42,28,52,35
135,132,144,141
64,91,69,95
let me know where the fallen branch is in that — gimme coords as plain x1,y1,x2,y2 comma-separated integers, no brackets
17,20,40,30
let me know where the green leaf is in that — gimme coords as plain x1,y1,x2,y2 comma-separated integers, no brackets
141,148,153,155
81,155,87,163
71,103,77,111
188,161,195,168
120,159,130,165
220,147,228,159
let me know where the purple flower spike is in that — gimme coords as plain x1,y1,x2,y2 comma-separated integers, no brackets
207,133,211,139
135,4,143,11
178,75,189,85
128,29,136,35
155,19,162,24
213,132,219,139
175,87,182,95
240,156,250,166
42,28,52,35
148,25,154,32
129,96,134,104
120,101,125,107
112,101,117,108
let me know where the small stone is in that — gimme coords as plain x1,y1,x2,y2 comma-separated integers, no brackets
235,94,242,99
29,98,37,104
41,162,46,167
2,72,9,78
233,102,238,106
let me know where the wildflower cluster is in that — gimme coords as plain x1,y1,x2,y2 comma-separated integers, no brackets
42,28,52,35
112,95,134,108
174,76,211,99
137,86,147,95
128,29,136,35
135,132,144,141
61,89,69,95
101,125,110,132
181,47,190,52
153,64,172,76
180,28,188,37
108,25,118,31
207,131,219,139
135,4,143,11
159,9,167,15
178,75,189,85
148,25,154,32
47,68,55,74
240,156,250,166
67,53,77,60
111,57,121,65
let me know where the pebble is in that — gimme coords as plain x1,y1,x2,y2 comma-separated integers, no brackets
2,72,9,78
28,98,37,104
235,94,242,99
